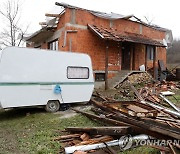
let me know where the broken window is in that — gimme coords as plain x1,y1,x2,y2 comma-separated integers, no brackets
48,39,58,51
146,45,154,60
67,67,89,79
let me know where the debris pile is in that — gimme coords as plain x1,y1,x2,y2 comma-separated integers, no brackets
56,79,180,154
115,72,153,89
127,72,153,84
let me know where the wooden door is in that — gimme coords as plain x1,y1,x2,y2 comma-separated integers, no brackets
122,43,131,70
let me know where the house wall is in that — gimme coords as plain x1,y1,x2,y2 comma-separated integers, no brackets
29,7,167,79
133,44,166,71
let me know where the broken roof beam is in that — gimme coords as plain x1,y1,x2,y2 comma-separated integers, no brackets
39,22,47,26
45,13,61,18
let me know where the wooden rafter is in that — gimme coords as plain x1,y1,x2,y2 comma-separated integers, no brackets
45,13,60,18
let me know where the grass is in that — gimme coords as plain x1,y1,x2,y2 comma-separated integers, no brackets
166,89,180,106
2,94,179,154
0,108,100,154
118,146,160,154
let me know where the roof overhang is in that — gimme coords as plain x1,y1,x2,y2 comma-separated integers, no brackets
88,24,166,47
25,27,55,43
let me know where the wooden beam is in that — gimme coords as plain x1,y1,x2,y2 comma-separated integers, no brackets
39,22,46,25
153,46,157,79
91,99,179,140
72,108,130,126
130,44,133,71
45,13,61,17
66,126,131,136
145,45,148,71
53,133,81,141
105,43,109,90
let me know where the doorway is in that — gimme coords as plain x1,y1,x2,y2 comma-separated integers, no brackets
121,42,132,70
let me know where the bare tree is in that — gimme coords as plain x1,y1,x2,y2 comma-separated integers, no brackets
0,0,28,47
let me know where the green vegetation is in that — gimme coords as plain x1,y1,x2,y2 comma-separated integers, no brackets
2,91,179,154
0,108,100,154
118,146,160,154
166,89,180,105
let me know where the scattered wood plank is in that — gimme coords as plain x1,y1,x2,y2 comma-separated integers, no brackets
91,99,180,140
53,134,81,141
168,143,177,154
72,108,130,127
77,135,113,146
66,126,131,136
80,133,90,141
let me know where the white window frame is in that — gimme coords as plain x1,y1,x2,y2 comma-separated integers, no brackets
48,39,58,51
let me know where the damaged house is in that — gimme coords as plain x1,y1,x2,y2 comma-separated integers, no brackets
26,2,173,89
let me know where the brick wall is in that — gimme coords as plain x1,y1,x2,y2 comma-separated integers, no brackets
29,7,167,79
57,8,167,78
41,43,48,49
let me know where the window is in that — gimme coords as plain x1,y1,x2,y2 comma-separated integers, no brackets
35,45,41,48
95,73,105,81
146,45,155,60
48,39,58,51
67,67,89,79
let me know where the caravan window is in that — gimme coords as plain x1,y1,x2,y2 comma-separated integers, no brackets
67,67,89,79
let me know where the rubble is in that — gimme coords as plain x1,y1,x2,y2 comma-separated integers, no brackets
55,73,180,154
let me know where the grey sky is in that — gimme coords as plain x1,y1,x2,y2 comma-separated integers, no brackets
1,0,180,39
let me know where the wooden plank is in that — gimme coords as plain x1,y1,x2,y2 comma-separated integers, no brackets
129,84,180,118
168,143,177,154
80,133,90,141
105,44,109,90
39,22,46,25
53,133,81,141
72,108,130,126
110,113,180,140
66,126,131,136
153,47,157,79
77,135,113,145
45,13,61,17
91,99,180,140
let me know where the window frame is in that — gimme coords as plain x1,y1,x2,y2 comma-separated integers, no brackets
146,45,155,61
48,39,59,51
67,66,89,79
95,73,105,81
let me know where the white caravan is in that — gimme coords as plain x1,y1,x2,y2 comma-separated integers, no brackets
0,47,94,112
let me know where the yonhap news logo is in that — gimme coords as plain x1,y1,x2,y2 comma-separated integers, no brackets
119,135,133,150
118,135,180,151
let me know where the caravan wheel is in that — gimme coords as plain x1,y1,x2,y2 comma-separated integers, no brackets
45,100,60,112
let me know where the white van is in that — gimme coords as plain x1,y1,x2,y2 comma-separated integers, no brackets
0,47,94,112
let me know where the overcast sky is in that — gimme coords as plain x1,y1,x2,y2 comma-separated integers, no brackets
1,0,180,39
